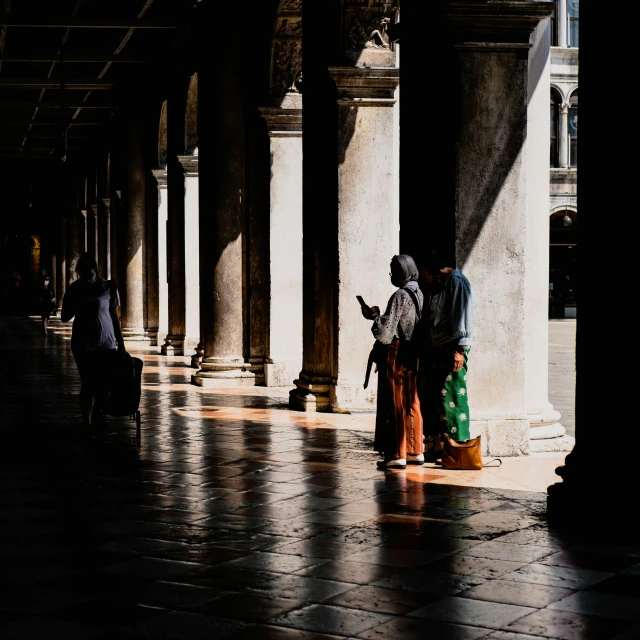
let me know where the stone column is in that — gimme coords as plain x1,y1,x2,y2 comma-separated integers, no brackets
546,1,631,539
259,108,303,387
57,216,66,310
289,67,400,412
525,18,574,453
88,204,98,262
161,155,186,356
558,103,569,168
101,198,112,279
152,170,169,348
193,21,260,387
177,155,201,364
557,0,567,47
65,209,85,287
121,111,150,342
97,200,109,279
448,1,554,456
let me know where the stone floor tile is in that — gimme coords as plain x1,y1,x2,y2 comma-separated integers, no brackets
348,547,448,569
0,616,103,639
548,591,640,622
294,560,401,585
356,616,492,639
371,568,485,595
271,603,393,636
134,580,222,608
215,551,329,574
482,632,556,640
247,574,359,602
422,554,528,580
226,625,345,639
409,596,536,630
190,593,305,622
457,541,556,564
121,609,255,639
325,584,438,616
490,528,566,549
500,563,614,590
47,601,159,631
505,608,635,640
541,550,640,573
100,556,206,579
458,579,575,608
587,574,640,597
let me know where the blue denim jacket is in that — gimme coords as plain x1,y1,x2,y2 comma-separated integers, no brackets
428,268,477,348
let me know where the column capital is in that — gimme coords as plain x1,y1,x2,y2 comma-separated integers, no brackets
328,67,399,105
445,0,555,53
177,155,199,177
90,204,98,215
101,198,111,210
259,107,302,136
151,168,168,187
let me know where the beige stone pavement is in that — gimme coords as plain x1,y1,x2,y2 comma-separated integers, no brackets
41,316,578,495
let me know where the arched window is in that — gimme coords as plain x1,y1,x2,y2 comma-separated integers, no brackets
569,89,578,167
550,89,561,167
568,0,579,47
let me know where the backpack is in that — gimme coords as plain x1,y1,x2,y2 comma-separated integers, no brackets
399,287,429,372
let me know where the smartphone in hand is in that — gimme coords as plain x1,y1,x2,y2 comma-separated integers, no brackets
356,295,367,309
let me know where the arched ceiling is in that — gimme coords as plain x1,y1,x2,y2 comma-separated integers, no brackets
0,0,197,162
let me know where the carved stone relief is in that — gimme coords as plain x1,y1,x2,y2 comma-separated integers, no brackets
270,0,303,104
343,0,399,66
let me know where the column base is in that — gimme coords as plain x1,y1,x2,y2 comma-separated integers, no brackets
471,412,531,456
528,408,575,453
547,448,637,541
192,358,264,387
122,328,152,343
161,334,185,356
191,342,204,369
264,360,301,387
289,375,332,412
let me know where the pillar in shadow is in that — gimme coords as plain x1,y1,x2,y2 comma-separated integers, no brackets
193,11,261,387
121,108,151,342
546,1,626,537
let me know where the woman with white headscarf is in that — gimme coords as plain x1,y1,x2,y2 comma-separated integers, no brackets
361,254,424,469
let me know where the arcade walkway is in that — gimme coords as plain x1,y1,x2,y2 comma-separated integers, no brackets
1,316,638,640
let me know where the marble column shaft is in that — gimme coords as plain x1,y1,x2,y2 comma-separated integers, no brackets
448,1,554,456
558,103,569,168
290,67,400,412
557,0,568,47
152,170,169,344
177,156,201,355
525,18,571,451
121,112,149,341
193,30,259,387
66,209,85,287
259,108,303,387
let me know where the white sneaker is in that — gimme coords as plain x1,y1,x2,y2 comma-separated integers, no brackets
377,458,407,469
407,453,425,464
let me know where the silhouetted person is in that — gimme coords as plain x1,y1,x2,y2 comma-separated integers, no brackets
61,253,126,432
36,274,56,335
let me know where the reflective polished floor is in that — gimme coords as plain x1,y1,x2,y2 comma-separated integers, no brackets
1,315,639,640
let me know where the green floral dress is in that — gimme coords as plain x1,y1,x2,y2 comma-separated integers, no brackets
421,346,471,453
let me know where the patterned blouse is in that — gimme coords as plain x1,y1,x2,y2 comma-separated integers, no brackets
371,281,423,345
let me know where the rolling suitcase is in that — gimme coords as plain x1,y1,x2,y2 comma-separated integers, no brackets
104,352,144,434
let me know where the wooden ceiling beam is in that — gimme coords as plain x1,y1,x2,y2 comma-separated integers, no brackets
0,54,144,62
0,79,114,89
0,18,183,28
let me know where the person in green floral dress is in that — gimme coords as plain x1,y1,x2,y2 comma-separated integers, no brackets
415,249,477,462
